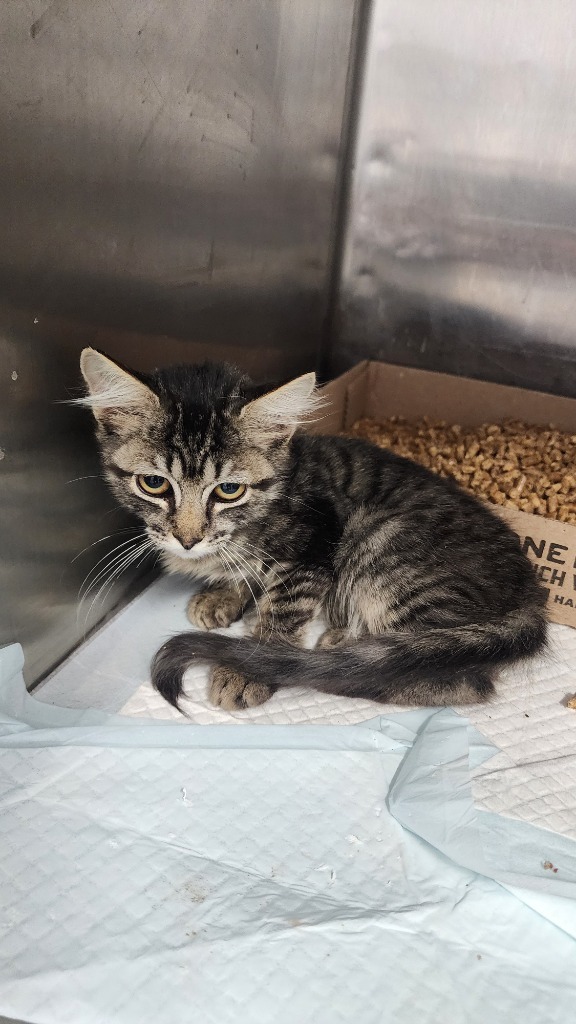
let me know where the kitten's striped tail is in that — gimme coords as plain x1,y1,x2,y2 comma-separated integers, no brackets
151,606,547,710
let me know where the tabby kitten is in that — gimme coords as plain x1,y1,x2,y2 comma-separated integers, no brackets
80,348,547,712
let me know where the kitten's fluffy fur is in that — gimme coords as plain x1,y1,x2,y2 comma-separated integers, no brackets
80,348,547,712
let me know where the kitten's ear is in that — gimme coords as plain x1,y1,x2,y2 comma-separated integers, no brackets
239,372,321,441
78,348,159,428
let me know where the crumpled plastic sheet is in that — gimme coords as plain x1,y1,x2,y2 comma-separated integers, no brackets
1,643,575,1024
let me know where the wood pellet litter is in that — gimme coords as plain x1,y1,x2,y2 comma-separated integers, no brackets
349,417,576,524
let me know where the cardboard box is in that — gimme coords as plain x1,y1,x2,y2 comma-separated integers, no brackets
315,361,576,629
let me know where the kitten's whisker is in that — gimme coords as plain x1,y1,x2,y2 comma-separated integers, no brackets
225,543,277,638
225,542,266,594
233,538,289,573
217,549,243,600
222,544,261,611
229,542,293,619
78,533,143,583
78,543,142,625
77,536,145,606
82,540,152,632
65,474,104,485
94,541,153,615
72,527,141,564
229,540,293,601
221,544,264,643
78,535,145,603
270,490,326,516
227,545,288,621
222,545,279,661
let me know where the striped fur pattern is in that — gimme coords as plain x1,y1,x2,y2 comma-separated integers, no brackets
80,349,548,713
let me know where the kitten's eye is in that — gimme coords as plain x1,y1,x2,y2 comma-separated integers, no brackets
213,482,247,502
137,474,171,497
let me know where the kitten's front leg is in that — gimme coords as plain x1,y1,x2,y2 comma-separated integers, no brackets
193,579,267,711
207,568,331,712
187,582,250,630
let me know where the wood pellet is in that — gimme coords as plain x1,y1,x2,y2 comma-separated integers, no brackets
349,417,576,524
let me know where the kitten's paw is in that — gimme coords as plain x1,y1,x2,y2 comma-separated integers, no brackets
208,667,274,712
317,628,349,649
187,590,243,630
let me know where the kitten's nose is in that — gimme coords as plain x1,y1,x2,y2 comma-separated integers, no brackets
174,533,201,550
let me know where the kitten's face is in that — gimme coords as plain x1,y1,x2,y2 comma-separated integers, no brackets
79,350,318,566
102,410,282,563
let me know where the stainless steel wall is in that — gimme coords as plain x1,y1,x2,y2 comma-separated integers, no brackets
0,0,358,682
332,0,576,396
